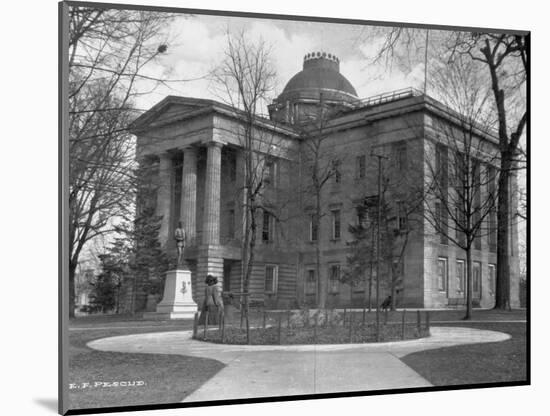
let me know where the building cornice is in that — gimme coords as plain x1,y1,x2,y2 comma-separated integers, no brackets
298,93,499,145
130,96,299,139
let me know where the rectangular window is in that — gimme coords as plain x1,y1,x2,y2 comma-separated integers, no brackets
329,264,340,294
228,152,237,182
397,201,407,230
356,155,366,179
265,265,278,294
488,209,497,253
353,273,366,292
487,163,497,253
473,159,482,250
332,160,341,184
394,142,407,171
305,269,316,295
262,210,273,242
228,209,235,239
455,204,466,247
264,160,278,188
473,261,482,294
488,264,496,296
331,209,341,240
435,201,448,245
456,260,465,292
309,214,318,241
437,257,448,292
435,143,448,189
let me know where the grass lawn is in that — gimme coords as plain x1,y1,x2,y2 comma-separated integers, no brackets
67,318,225,410
401,321,527,386
66,309,526,409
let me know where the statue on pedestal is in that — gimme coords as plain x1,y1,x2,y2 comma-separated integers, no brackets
174,221,186,267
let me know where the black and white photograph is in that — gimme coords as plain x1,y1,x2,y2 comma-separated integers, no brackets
57,0,530,414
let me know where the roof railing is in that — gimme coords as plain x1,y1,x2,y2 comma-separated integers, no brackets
353,87,424,109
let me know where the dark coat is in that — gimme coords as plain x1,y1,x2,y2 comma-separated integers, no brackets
198,284,224,325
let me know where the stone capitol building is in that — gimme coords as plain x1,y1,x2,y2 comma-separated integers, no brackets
128,51,520,312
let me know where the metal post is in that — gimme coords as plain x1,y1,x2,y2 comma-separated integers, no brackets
349,311,354,343
313,316,318,344
278,314,282,345
426,311,430,333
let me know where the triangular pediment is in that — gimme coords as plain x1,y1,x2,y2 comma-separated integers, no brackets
130,96,215,132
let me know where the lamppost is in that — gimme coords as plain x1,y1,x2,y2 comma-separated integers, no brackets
371,151,388,341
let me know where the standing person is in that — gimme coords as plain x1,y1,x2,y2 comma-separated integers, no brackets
199,274,224,325
381,295,392,312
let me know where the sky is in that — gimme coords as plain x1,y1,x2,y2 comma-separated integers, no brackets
135,12,429,113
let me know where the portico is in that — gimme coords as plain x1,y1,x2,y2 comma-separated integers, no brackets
152,140,228,304
130,96,297,310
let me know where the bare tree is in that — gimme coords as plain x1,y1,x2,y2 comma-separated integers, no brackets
211,30,281,343
360,27,527,310
424,56,499,319
448,33,527,310
293,97,339,308
344,148,422,312
67,6,174,317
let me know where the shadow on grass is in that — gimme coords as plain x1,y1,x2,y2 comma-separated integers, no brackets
401,322,527,386
67,323,225,411
68,350,224,410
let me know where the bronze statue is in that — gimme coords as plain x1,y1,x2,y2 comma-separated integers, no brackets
174,221,186,266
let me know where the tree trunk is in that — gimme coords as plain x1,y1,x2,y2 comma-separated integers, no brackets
464,248,473,320
495,158,511,310
243,204,257,345
315,242,323,308
390,266,397,311
315,191,325,308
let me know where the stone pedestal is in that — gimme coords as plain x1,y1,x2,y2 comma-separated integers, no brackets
143,268,198,320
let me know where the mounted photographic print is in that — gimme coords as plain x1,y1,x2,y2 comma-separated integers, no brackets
59,1,529,414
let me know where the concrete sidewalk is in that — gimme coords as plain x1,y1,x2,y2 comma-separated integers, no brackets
87,326,510,402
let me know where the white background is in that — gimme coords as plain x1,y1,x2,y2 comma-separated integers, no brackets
0,0,545,415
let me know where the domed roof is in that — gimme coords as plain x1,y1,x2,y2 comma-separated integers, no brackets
280,52,357,100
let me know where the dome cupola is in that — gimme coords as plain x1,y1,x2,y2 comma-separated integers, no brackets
269,52,358,124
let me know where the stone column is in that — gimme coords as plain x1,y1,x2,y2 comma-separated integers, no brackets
181,147,198,245
202,141,223,245
156,152,173,247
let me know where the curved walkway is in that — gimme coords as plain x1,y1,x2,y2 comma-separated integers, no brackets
88,326,510,402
